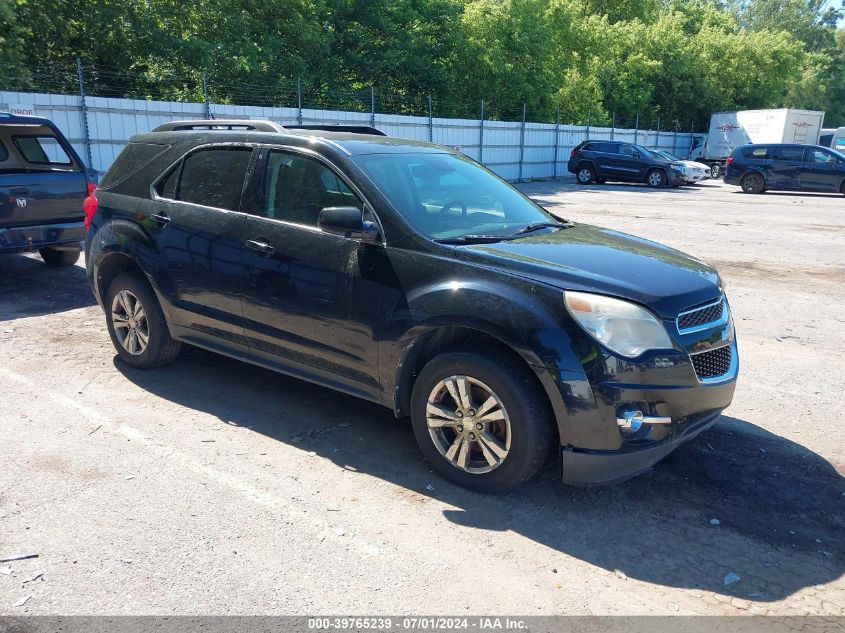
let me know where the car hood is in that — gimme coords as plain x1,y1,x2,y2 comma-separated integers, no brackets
454,224,722,317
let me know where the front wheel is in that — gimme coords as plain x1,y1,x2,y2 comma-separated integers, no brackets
709,164,721,179
576,164,596,185
741,173,765,194
410,349,555,493
646,169,667,188
40,245,81,267
106,272,181,369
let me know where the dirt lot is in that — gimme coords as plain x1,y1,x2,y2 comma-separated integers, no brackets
1,179,843,616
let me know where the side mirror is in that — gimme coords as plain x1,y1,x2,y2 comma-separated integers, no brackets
318,206,379,242
633,151,642,159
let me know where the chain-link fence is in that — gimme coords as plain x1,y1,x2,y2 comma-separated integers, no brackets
0,60,703,181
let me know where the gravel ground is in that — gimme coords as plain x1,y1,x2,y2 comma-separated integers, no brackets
0,179,843,616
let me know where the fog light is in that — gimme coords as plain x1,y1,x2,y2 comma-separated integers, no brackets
616,410,673,435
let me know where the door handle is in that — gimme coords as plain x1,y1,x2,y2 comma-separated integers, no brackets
245,239,275,255
150,212,171,227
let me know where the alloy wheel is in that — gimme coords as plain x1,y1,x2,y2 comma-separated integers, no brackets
648,171,664,187
578,168,593,184
111,289,149,356
425,375,512,474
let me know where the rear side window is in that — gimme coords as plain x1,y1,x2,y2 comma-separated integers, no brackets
771,146,804,161
741,147,769,159
0,140,8,162
592,142,618,154
13,135,72,165
99,142,172,189
174,147,252,211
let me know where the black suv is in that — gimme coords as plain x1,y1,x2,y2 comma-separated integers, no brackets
85,120,738,492
1,113,91,266
568,140,687,188
724,143,845,195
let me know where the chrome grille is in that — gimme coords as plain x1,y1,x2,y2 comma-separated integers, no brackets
678,299,725,331
690,345,732,380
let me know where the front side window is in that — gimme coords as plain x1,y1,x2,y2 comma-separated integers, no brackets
808,148,837,164
13,135,72,165
174,146,252,211
262,151,362,226
352,151,554,240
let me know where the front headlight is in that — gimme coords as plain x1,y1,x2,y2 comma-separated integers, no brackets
670,163,686,173
564,291,673,358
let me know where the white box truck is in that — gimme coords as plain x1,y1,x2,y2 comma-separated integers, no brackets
688,108,825,177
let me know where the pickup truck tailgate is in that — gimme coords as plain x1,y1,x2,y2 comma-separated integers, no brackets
0,171,87,228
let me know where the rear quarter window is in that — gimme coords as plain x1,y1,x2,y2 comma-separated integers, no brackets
0,140,8,162
99,142,174,189
741,147,769,160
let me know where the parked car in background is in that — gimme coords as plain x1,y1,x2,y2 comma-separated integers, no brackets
819,127,837,148
724,143,845,195
830,127,845,152
568,140,687,188
0,113,91,266
85,119,738,493
649,149,710,183
689,109,825,179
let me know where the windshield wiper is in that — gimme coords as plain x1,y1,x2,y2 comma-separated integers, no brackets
434,221,574,245
509,221,573,237
434,235,511,244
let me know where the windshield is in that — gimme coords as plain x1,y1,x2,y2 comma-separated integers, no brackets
351,152,554,239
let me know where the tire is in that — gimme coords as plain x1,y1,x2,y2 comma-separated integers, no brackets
741,172,765,194
709,164,721,179
40,245,81,267
646,169,667,188
410,349,555,493
576,163,596,185
106,272,181,369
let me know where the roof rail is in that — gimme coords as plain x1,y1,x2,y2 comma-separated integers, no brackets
285,124,386,136
152,119,285,133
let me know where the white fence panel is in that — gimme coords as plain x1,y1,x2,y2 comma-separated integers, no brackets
1,90,699,180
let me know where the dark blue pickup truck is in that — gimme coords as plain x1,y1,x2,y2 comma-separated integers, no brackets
0,113,91,266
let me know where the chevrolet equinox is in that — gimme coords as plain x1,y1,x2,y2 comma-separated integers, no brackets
85,120,738,492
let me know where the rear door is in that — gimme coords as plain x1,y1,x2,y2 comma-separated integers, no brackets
0,128,87,229
767,145,803,189
593,142,623,178
140,143,256,352
801,146,845,192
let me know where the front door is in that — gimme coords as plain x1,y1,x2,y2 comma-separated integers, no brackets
238,147,383,401
142,144,255,352
801,146,844,192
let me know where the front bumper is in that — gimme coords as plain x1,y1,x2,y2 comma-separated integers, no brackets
0,221,84,253
561,409,721,486
550,330,738,486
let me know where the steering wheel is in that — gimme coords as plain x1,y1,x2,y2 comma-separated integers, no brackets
438,199,467,218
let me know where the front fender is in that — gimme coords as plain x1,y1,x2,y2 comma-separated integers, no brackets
383,277,595,445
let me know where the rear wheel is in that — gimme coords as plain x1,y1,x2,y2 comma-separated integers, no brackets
410,349,555,493
106,272,181,369
646,169,667,188
576,163,596,185
40,245,81,267
741,173,765,194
